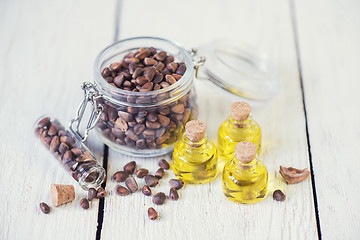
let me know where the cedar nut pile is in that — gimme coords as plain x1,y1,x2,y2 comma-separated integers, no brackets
38,159,183,219
96,47,196,151
101,47,187,91
112,159,184,220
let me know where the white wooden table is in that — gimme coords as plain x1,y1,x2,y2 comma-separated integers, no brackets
1,0,359,239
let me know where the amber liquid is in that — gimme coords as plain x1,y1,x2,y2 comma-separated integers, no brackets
172,135,218,184
222,157,268,204
218,116,262,162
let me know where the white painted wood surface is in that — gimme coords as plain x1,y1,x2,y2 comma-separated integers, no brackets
1,0,359,239
295,0,360,239
100,0,317,239
0,0,115,239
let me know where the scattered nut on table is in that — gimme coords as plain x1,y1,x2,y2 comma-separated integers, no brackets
273,189,286,202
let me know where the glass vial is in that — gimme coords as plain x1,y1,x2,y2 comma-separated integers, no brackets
35,116,106,190
222,141,268,204
218,102,262,162
172,120,218,184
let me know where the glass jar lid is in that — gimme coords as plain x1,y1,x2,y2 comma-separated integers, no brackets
196,40,280,101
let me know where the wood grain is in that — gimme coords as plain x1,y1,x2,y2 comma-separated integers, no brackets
0,0,115,239
294,0,360,238
100,0,318,239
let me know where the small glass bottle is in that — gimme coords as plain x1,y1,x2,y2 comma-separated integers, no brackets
222,141,268,204
172,120,218,184
35,116,106,190
218,102,261,162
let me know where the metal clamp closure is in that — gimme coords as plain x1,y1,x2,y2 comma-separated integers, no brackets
70,82,104,142
189,48,206,78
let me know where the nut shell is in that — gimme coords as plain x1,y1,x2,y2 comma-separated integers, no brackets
279,166,310,184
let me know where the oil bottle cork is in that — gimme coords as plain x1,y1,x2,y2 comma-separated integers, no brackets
185,120,207,142
235,141,257,164
230,102,251,121
50,184,75,207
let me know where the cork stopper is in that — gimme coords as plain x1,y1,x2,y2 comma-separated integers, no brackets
185,120,207,142
235,141,257,164
50,184,75,207
231,102,251,121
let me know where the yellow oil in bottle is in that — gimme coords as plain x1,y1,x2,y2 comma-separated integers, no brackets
218,102,261,162
218,116,261,161
172,120,218,184
222,141,268,204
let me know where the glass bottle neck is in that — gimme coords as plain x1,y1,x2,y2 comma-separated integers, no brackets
228,114,253,129
231,156,258,170
183,134,208,152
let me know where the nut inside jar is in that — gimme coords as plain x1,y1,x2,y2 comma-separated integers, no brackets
94,42,197,156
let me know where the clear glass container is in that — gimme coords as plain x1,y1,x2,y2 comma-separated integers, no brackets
77,37,199,157
218,113,262,162
172,133,218,184
35,116,106,190
222,143,268,204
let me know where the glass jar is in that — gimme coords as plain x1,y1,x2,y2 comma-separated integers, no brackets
71,37,202,157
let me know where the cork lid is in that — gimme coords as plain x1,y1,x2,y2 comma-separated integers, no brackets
235,141,256,163
50,184,75,207
196,40,280,101
185,120,207,142
231,102,251,121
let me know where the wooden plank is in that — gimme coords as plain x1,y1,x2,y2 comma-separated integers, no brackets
294,0,360,238
100,0,318,239
0,0,115,239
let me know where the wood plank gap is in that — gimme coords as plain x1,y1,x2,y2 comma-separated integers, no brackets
96,1,122,238
96,146,109,240
289,0,322,238
114,0,123,42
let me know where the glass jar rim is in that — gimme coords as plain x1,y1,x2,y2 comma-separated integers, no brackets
93,36,195,97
